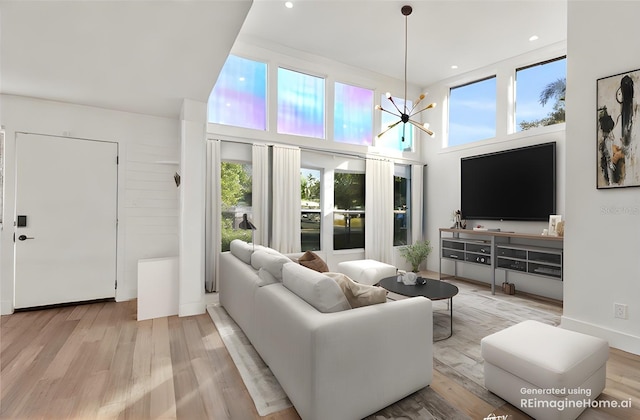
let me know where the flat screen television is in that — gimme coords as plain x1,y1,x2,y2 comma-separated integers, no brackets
460,142,556,221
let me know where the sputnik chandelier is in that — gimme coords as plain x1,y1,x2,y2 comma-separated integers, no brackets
376,5,436,142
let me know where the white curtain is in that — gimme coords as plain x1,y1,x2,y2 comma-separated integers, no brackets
271,145,301,253
205,140,221,292
252,144,270,246
365,158,394,263
411,164,425,243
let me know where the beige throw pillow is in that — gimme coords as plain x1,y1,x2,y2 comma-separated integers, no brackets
324,272,388,308
298,250,329,272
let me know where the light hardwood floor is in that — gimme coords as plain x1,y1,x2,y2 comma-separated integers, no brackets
1,280,639,419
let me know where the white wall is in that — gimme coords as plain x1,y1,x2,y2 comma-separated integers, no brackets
421,43,567,300
0,95,180,314
562,1,640,354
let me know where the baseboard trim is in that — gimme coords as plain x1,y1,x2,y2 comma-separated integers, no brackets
561,315,640,356
179,301,206,317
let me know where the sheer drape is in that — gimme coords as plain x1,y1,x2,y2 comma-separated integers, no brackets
271,145,301,253
205,140,221,292
411,164,425,243
252,144,270,246
365,158,394,263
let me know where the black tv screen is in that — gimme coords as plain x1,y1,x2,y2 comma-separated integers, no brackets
460,142,556,221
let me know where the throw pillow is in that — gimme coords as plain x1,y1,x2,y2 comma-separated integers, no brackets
282,262,351,313
324,272,388,308
251,250,291,280
298,250,329,272
229,239,253,264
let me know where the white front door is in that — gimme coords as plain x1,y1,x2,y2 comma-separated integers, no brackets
14,133,118,309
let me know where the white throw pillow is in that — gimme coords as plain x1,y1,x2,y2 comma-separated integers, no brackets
229,239,254,264
282,262,351,313
251,250,291,280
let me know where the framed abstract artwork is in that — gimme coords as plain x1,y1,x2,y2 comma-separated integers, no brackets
596,69,640,189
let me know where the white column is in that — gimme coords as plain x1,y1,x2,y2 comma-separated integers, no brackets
179,99,206,316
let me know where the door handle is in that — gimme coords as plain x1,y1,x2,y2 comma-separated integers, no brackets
18,235,35,241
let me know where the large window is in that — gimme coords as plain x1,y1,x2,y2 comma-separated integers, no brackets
377,94,413,152
220,162,253,251
516,57,566,131
301,168,321,251
277,68,325,139
394,165,411,246
208,55,267,130
334,82,374,146
333,172,365,250
448,76,497,147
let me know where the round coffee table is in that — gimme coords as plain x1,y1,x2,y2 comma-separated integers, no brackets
379,276,459,341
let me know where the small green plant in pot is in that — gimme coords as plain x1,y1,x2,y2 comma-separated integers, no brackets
399,240,433,272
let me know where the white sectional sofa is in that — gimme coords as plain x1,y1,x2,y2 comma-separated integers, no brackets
219,240,433,420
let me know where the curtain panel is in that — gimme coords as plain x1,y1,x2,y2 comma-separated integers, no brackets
364,158,394,263
205,140,221,292
411,164,425,244
271,145,301,253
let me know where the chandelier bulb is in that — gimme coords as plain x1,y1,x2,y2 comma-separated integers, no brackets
385,92,392,99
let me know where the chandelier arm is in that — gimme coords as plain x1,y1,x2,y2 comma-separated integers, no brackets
408,120,435,137
387,95,404,116
409,94,426,114
378,106,401,118
409,103,436,117
376,120,402,138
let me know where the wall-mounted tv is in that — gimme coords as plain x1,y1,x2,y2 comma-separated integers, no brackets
460,142,556,221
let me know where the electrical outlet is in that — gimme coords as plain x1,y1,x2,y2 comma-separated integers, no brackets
614,303,628,319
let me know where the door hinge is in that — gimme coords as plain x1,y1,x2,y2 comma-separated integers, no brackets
115,279,118,290
116,155,119,165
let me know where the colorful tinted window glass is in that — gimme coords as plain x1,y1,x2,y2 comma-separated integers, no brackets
377,95,414,152
448,77,497,147
334,82,373,146
208,55,267,130
277,68,325,138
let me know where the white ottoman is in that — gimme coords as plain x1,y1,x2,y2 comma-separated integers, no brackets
481,320,609,420
336,259,397,286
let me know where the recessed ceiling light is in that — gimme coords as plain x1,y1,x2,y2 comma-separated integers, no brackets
285,1,293,8
451,65,458,69
529,35,539,42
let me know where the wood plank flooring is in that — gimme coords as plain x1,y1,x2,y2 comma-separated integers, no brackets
1,278,639,419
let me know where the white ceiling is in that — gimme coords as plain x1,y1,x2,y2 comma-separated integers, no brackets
0,0,252,118
0,0,567,119
239,0,567,88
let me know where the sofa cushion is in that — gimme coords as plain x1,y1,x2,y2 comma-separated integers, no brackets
324,272,388,308
251,250,291,280
257,268,279,286
229,239,254,264
298,250,329,272
282,262,351,313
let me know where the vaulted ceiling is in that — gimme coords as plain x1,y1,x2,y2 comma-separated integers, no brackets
0,1,567,119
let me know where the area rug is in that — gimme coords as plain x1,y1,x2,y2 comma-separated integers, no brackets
206,303,293,416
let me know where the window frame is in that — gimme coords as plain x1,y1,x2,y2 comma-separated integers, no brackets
447,75,498,148
514,55,567,133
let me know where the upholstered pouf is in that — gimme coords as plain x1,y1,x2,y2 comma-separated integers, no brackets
336,259,397,286
481,320,609,420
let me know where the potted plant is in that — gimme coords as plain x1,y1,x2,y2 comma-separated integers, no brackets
399,240,433,272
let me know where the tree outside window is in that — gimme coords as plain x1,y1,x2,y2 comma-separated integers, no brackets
220,162,253,251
